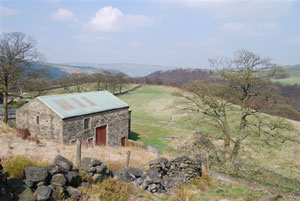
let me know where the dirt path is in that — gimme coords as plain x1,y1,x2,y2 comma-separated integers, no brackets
211,171,300,200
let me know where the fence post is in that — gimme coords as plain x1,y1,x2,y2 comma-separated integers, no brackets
125,150,131,169
76,139,81,167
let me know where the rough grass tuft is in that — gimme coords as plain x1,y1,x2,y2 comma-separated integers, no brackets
3,156,49,178
172,184,196,201
91,178,134,201
189,170,215,192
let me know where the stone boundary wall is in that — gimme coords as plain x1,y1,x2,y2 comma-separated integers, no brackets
0,154,202,200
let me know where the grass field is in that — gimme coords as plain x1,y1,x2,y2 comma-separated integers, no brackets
272,65,300,85
119,85,300,188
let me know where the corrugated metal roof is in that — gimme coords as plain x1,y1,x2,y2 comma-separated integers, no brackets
38,91,129,119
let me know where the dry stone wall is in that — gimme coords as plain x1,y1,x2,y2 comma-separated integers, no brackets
0,154,202,201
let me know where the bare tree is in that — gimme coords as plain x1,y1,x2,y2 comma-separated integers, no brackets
93,73,104,91
68,73,88,92
0,32,41,122
179,50,297,162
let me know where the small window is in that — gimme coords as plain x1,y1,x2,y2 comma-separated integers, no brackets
84,118,90,130
37,116,39,124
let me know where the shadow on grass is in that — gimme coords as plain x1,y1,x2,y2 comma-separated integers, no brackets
129,131,141,141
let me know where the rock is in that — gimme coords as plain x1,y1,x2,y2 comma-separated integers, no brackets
46,165,62,175
65,171,81,187
127,168,144,178
0,184,13,201
24,166,48,183
17,186,35,201
24,179,34,188
216,189,224,194
37,181,45,187
95,164,107,174
66,186,81,198
132,177,144,186
7,178,26,195
80,165,96,173
111,169,131,181
148,158,168,167
51,174,66,186
0,164,3,171
54,155,73,171
81,158,102,167
36,185,52,201
219,199,230,201
0,172,8,183
92,174,103,183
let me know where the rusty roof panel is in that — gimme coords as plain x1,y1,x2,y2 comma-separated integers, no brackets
54,100,75,111
81,97,97,106
71,98,86,108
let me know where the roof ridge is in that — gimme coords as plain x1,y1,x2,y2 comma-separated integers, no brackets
38,90,109,98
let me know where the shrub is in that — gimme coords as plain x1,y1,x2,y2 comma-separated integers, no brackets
3,156,49,178
91,179,134,201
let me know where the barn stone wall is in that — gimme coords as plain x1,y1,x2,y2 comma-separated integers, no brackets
16,99,63,141
62,107,130,146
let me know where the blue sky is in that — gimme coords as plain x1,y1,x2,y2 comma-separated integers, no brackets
0,0,299,68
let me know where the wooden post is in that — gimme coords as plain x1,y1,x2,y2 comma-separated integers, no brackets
125,150,131,169
76,139,81,167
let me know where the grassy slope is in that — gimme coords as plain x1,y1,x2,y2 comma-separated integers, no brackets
273,65,300,85
119,85,300,182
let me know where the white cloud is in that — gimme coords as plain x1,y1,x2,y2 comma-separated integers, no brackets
222,22,279,36
73,35,114,43
0,5,18,17
51,8,77,22
89,6,154,32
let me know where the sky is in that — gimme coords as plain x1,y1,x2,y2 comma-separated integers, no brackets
0,0,299,68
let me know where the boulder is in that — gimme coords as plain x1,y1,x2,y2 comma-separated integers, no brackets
127,168,144,178
111,169,131,181
65,171,81,187
7,178,26,195
24,166,48,183
54,155,73,171
95,164,107,174
24,179,34,188
0,172,8,183
81,158,101,167
80,165,96,173
51,174,66,186
36,185,52,201
92,174,103,183
66,186,81,198
0,183,13,201
17,186,35,201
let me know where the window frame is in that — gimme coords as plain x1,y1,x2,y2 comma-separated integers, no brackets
83,118,90,130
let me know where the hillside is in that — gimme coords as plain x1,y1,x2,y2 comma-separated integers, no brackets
64,62,179,77
146,68,214,85
32,62,122,79
273,64,300,85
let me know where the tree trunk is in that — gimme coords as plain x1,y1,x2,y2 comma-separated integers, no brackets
231,139,241,161
2,91,8,123
119,84,122,93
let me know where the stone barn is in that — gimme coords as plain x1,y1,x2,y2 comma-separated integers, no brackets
16,91,131,146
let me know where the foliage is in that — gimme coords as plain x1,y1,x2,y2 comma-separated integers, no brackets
178,50,298,162
3,156,49,178
91,179,134,201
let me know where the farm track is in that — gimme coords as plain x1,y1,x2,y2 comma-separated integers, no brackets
211,171,300,200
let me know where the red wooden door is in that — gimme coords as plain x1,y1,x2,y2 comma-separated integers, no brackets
121,137,126,147
96,125,107,146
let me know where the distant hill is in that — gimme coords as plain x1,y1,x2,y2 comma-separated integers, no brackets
273,64,300,85
145,68,214,86
63,62,179,77
31,62,122,79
